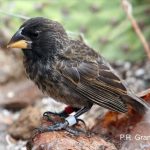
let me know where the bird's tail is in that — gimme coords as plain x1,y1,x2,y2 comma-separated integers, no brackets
121,93,150,114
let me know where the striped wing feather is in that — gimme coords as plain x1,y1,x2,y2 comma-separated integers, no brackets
57,58,128,113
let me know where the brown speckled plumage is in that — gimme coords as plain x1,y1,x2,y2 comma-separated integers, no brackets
10,17,149,114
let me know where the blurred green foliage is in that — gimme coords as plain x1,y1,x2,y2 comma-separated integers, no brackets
0,0,150,61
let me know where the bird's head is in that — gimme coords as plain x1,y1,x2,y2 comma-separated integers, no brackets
7,17,68,59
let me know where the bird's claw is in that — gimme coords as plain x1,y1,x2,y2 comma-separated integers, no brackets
43,111,68,122
43,111,58,123
76,118,86,127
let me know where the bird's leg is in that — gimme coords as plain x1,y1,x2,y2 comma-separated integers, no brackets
37,105,93,135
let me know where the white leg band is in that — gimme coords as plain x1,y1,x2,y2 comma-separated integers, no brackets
65,115,77,126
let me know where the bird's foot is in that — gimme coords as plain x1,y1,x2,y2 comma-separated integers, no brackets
35,115,89,136
34,120,85,136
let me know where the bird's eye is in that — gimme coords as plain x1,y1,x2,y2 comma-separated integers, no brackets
30,31,40,38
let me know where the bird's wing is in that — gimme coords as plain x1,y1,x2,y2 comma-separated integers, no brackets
56,42,128,112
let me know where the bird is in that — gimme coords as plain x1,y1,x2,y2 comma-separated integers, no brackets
7,17,149,133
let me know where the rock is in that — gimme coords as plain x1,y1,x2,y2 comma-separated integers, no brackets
8,106,41,140
0,50,23,84
121,113,150,150
135,68,145,77
0,79,43,110
27,131,116,150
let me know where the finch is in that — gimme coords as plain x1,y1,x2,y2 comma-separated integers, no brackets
7,17,149,132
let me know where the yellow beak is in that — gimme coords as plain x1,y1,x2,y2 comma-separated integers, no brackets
7,40,28,49
7,29,32,49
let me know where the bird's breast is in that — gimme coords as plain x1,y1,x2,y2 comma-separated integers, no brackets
23,58,62,98
23,58,89,108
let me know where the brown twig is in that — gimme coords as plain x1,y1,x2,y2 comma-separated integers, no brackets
121,0,150,60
